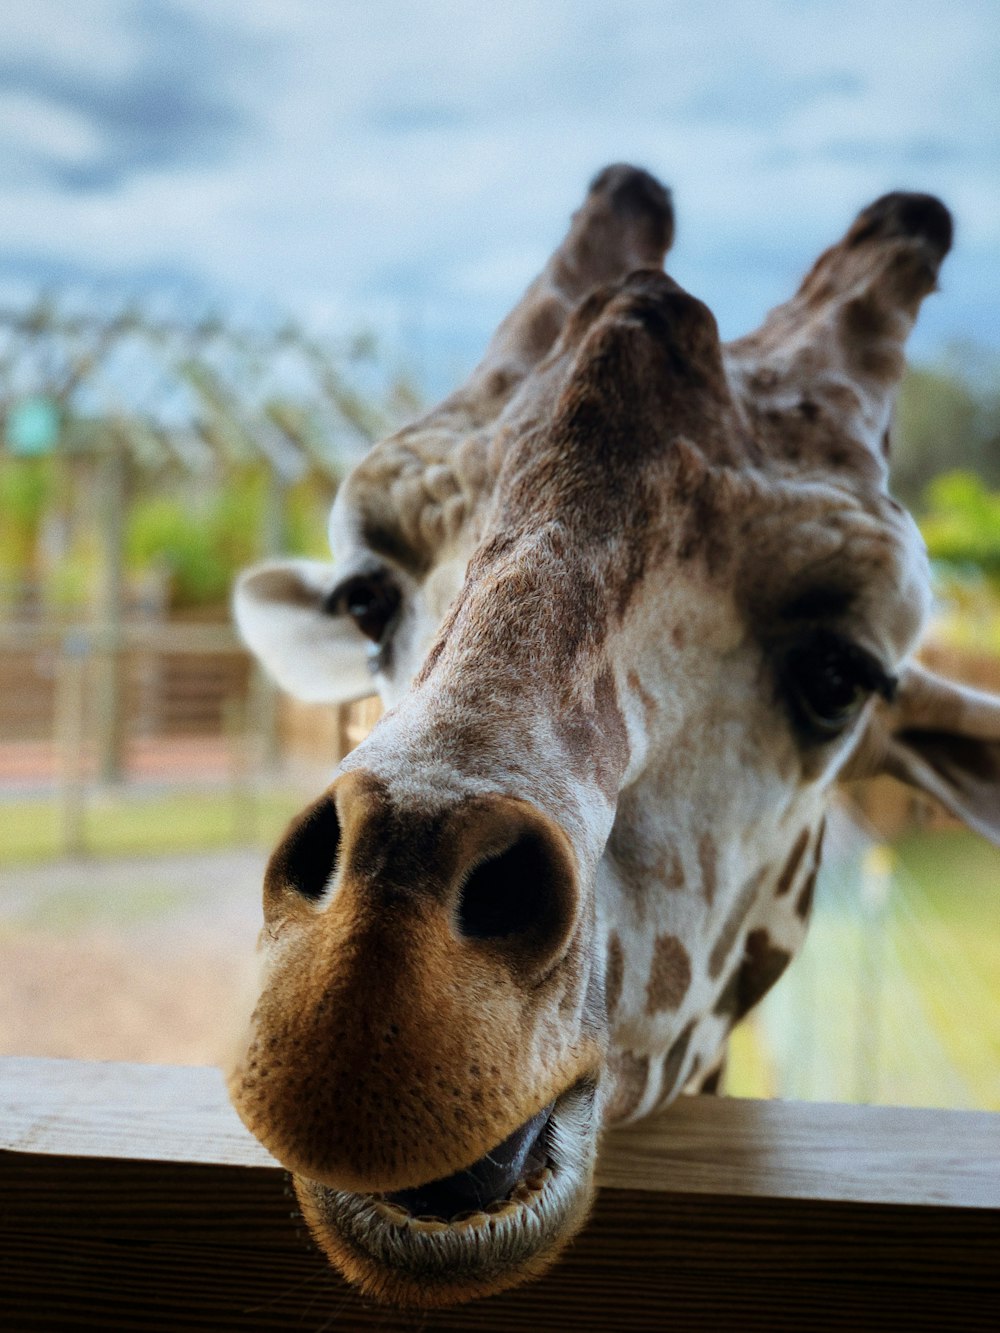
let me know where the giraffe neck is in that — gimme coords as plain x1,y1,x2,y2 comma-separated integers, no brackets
597,755,827,1122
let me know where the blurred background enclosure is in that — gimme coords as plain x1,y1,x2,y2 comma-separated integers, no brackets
0,0,997,1109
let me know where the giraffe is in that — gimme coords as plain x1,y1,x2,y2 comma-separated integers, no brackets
229,166,1000,1308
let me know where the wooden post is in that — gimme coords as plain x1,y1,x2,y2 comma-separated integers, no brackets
93,438,128,783
246,663,280,776
223,692,258,846
54,631,89,858
253,466,285,772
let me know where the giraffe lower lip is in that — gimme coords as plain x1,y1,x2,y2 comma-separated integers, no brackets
295,1079,599,1304
383,1099,556,1218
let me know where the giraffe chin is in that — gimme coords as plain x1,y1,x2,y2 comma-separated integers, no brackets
292,1080,598,1308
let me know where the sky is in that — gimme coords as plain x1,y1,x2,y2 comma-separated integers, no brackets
1,0,998,396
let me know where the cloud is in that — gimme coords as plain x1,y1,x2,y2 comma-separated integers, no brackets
0,0,996,391
0,0,261,192
679,65,865,127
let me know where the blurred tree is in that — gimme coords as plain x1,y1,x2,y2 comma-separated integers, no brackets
0,456,55,571
892,351,1000,509
0,298,424,612
125,465,337,610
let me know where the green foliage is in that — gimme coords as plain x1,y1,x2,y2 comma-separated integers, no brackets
918,471,1000,653
43,540,100,613
285,476,334,559
893,354,1000,509
206,467,268,571
124,467,335,608
920,471,1000,576
126,468,268,608
126,496,231,607
0,298,432,615
0,457,55,569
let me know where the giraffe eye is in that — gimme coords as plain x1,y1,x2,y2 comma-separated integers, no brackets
325,572,401,644
782,631,894,739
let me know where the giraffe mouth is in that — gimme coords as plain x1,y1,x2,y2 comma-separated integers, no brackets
381,1096,556,1218
293,1079,599,1306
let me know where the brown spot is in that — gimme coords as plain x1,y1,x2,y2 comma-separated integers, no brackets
518,294,566,361
708,866,768,978
607,1051,649,1121
593,665,630,783
482,366,518,402
659,846,686,891
795,867,818,920
795,818,826,920
605,933,625,1016
358,511,431,578
741,928,794,1011
645,934,692,1013
627,669,657,726
698,831,717,905
712,969,740,1023
658,1020,696,1105
841,293,888,344
714,928,793,1026
553,665,630,802
775,828,810,897
699,1062,725,1096
671,624,686,649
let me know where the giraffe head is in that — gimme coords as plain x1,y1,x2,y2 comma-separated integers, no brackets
229,167,1000,1307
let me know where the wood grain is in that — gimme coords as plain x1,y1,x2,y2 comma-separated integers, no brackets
4,1056,998,1206
2,1057,999,1330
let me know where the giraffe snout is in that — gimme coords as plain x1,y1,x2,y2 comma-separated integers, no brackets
266,769,582,984
228,770,594,1194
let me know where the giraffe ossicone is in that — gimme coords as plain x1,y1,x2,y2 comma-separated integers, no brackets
230,165,1000,1308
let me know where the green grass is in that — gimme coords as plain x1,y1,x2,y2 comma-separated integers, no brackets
0,787,304,866
893,827,1000,924
12,881,189,932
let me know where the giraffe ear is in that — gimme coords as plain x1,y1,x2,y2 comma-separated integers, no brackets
233,560,374,704
866,663,1000,846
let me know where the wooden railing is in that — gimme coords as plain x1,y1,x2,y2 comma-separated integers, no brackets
2,1057,997,1330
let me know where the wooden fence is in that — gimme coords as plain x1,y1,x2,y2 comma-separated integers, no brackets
0,618,381,853
1,620,996,853
2,1056,997,1330
0,620,380,775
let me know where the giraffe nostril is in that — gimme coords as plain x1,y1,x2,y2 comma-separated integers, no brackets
456,829,576,977
458,834,549,940
268,793,342,902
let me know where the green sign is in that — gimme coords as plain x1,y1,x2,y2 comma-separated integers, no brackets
6,396,60,456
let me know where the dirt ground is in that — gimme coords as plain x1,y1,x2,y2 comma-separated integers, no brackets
0,849,265,1065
